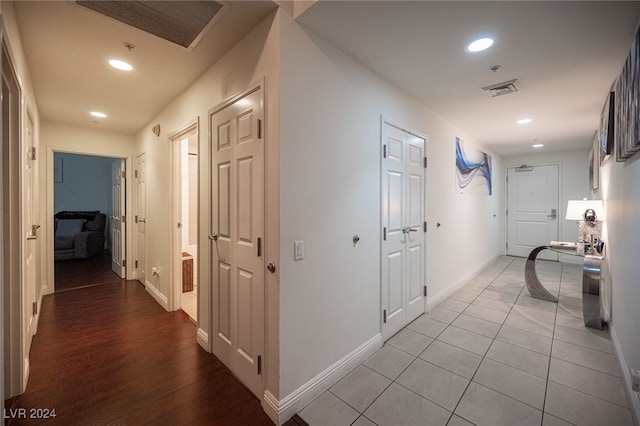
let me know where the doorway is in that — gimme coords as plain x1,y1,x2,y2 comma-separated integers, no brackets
53,152,127,291
381,120,427,341
506,164,559,260
170,124,199,322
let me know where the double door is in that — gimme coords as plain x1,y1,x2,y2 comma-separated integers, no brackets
381,122,426,340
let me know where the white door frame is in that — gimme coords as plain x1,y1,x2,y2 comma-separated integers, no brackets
168,119,199,313
45,148,133,294
3,40,26,398
380,117,428,340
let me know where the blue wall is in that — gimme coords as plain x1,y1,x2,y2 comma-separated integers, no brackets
54,152,120,248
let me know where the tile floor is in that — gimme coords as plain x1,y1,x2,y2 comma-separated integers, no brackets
298,256,633,426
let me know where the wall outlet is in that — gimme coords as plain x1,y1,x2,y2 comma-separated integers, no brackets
632,369,640,392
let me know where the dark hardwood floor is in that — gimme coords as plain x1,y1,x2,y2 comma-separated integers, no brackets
5,259,294,425
54,250,122,292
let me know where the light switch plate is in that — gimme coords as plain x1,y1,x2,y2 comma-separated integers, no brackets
294,240,304,261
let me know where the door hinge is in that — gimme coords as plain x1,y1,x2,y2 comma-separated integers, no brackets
506,175,508,183
383,227,387,241
135,260,138,268
135,215,138,223
28,147,36,161
424,286,427,297
383,145,387,158
257,355,262,375
32,302,38,316
424,156,427,168
135,170,138,178
257,119,262,139
505,209,508,216
257,237,262,257
423,221,427,233
122,215,126,222
506,242,509,249
121,170,126,178
383,309,387,324
123,259,127,267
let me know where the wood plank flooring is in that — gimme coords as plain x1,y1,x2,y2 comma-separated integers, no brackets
54,250,121,292
4,277,278,425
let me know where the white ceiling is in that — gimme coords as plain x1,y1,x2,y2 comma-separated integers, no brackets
297,1,640,156
13,1,640,156
13,0,278,134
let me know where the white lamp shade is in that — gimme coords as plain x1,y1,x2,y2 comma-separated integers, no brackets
565,199,605,221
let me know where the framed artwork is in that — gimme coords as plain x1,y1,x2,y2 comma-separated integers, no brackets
599,91,614,165
615,26,640,161
54,156,63,183
590,131,599,190
455,137,492,195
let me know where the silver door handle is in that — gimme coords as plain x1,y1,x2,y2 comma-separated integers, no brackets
547,208,557,219
402,227,419,233
208,232,218,241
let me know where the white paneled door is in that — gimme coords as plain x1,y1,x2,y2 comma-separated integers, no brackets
210,85,264,398
111,159,126,278
381,121,426,341
136,153,147,284
507,164,559,260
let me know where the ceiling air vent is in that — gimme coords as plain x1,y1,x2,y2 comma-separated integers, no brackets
482,78,521,98
77,1,226,50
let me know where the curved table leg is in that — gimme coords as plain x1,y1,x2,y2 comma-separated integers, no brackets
583,254,604,329
524,246,559,302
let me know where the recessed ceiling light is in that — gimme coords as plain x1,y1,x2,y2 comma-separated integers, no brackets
90,111,107,118
465,37,494,53
108,59,133,71
517,118,533,125
532,143,544,148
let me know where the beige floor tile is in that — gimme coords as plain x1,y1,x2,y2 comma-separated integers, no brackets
486,340,550,379
437,326,493,356
419,340,482,379
551,340,620,377
397,358,469,410
299,391,359,426
364,383,450,426
473,358,546,409
451,314,501,338
330,365,391,412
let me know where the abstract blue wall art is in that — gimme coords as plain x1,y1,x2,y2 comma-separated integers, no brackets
455,137,492,195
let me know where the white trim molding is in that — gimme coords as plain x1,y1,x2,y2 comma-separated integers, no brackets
145,281,169,311
610,326,640,424
264,333,382,425
196,328,209,351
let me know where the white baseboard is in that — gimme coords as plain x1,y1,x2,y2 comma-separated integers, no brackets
265,333,382,425
196,328,209,351
145,281,169,311
427,254,500,311
610,325,640,424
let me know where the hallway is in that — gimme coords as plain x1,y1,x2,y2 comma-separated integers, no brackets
4,279,274,425
299,257,632,426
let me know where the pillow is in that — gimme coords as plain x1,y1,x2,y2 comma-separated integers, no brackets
55,219,85,237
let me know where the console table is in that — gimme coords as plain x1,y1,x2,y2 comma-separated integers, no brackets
524,243,605,330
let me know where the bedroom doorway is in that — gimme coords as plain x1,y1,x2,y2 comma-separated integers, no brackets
53,152,127,291
170,122,199,322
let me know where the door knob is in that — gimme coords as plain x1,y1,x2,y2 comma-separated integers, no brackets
208,232,218,241
547,208,557,219
267,262,276,273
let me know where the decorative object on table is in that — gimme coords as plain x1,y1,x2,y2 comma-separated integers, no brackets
454,137,492,195
565,199,604,255
615,25,640,162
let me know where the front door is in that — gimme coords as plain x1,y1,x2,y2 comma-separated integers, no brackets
507,164,559,260
381,121,426,340
209,85,265,398
111,159,126,277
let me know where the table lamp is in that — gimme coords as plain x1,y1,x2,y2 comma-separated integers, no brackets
565,199,604,255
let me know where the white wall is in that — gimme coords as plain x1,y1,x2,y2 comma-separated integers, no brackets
503,148,591,262
596,152,640,418
279,12,502,400
134,10,281,415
